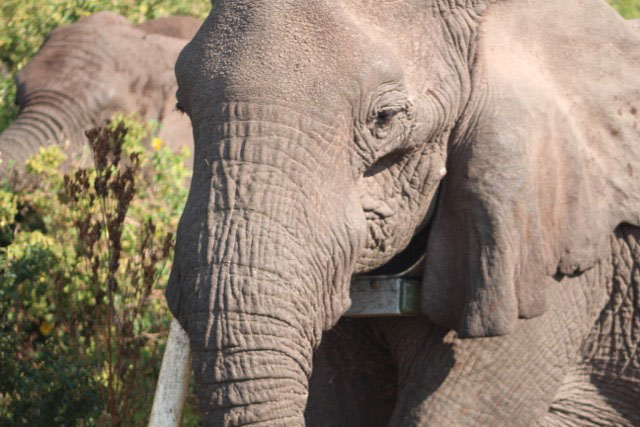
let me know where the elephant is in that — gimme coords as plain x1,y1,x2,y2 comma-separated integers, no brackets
166,0,640,425
0,12,201,176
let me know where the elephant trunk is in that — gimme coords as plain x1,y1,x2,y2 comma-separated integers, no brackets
192,276,313,425
167,105,364,425
0,92,92,170
187,221,318,425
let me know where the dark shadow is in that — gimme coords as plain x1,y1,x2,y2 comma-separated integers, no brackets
306,318,398,427
306,316,456,426
374,317,455,425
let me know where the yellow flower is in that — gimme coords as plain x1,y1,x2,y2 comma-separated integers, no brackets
39,320,54,336
151,137,164,151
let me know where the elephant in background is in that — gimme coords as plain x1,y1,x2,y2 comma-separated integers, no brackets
0,12,201,176
167,0,640,425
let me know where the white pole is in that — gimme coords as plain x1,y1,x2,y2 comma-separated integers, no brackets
149,318,192,427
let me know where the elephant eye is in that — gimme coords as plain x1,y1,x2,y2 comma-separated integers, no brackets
175,101,185,113
365,96,412,143
374,108,399,129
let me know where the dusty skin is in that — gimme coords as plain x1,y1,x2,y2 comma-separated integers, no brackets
167,1,640,425
0,12,201,176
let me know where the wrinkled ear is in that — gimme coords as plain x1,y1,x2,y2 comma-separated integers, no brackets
422,0,640,337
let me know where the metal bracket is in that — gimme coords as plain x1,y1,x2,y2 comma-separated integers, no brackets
345,253,424,317
346,277,421,316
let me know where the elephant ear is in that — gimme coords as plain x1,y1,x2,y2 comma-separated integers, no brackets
421,0,640,337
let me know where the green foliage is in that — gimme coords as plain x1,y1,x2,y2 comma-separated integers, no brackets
0,329,103,425
609,0,640,18
0,72,17,134
0,116,195,425
0,188,17,230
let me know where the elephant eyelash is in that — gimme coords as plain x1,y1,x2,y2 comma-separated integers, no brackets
369,106,407,139
374,109,400,129
175,102,185,113
369,99,412,131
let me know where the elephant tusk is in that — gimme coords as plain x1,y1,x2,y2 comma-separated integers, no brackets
149,318,192,427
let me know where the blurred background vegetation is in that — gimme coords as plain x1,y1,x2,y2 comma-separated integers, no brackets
0,1,209,426
610,0,640,18
0,0,638,425
0,117,194,426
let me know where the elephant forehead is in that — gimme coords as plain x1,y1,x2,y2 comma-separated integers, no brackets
177,0,404,109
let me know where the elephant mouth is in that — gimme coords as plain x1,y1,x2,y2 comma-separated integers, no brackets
362,224,428,278
356,185,441,280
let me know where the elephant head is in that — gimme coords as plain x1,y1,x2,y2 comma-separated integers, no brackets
168,0,640,424
0,12,200,174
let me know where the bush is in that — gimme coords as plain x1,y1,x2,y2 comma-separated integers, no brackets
0,72,17,135
609,0,640,18
0,116,197,426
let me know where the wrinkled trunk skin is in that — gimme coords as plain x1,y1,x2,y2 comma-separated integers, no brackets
167,104,364,426
0,100,91,174
181,197,319,426
190,266,313,426
186,206,321,425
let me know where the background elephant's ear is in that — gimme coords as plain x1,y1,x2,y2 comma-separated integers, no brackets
422,0,640,337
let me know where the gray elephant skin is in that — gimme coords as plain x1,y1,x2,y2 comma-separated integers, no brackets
0,12,201,175
167,1,640,425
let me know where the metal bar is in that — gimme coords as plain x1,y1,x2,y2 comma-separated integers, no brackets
345,277,422,317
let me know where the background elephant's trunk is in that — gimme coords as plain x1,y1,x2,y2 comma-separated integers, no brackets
0,92,92,169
